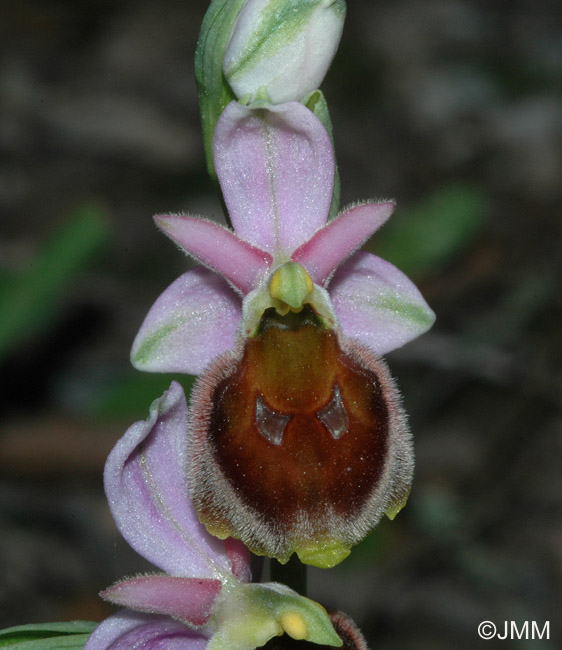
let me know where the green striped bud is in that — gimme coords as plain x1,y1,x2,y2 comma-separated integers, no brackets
223,0,346,104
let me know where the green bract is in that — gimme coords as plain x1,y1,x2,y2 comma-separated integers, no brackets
195,0,247,180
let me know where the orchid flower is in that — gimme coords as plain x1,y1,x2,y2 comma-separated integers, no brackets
85,382,343,650
130,101,435,569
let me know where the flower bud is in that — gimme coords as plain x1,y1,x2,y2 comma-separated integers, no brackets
223,0,346,104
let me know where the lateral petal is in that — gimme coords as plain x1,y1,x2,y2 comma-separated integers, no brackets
101,576,221,627
292,201,395,286
329,251,436,355
214,101,334,257
131,267,241,375
155,214,272,295
104,382,241,582
84,611,207,650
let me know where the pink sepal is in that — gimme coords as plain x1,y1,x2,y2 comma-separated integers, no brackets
330,251,436,355
130,267,241,375
214,101,334,256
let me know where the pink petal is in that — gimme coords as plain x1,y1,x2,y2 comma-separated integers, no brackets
292,201,395,285
214,101,334,256
155,214,272,294
101,576,221,627
84,611,207,650
329,251,436,355
104,382,242,581
131,267,241,375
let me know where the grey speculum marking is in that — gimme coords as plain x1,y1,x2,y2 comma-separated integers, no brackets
255,396,291,445
317,384,348,439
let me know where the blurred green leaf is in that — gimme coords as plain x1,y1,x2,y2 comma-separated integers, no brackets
0,204,110,362
373,184,488,276
411,488,463,540
0,621,96,649
0,270,15,297
88,370,195,420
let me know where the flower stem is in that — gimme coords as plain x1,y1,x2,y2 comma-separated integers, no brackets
270,556,307,595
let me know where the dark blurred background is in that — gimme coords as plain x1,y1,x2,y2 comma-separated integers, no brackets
1,1,561,648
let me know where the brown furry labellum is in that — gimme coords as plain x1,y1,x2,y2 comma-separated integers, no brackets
188,307,413,568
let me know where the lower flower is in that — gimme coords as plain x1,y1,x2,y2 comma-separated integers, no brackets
85,383,342,650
